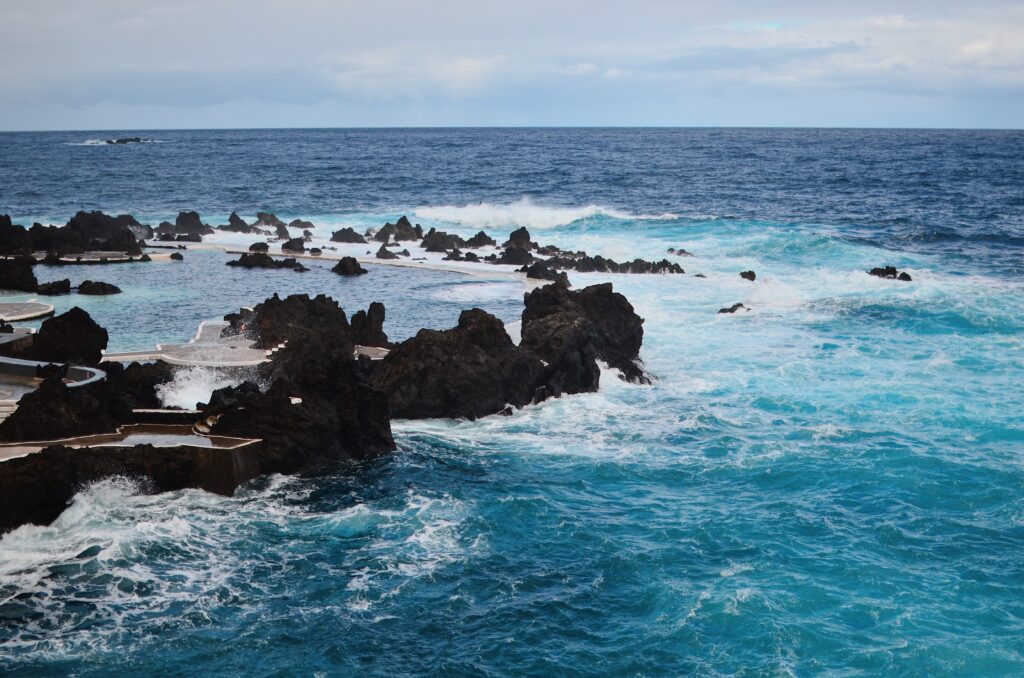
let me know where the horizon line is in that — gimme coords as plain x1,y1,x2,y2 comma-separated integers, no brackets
2,124,1023,134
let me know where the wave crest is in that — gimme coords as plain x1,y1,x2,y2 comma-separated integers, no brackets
414,198,676,230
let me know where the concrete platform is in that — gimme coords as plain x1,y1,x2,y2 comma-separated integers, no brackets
0,301,54,322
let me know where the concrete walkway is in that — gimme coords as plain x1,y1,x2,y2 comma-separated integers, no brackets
0,301,55,322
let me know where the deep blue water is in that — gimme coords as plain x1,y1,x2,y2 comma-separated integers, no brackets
0,128,1023,676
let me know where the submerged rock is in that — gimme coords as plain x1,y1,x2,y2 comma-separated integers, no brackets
332,257,368,276
226,252,306,272
868,266,912,281
78,280,122,295
331,227,366,244
36,278,71,295
718,303,749,314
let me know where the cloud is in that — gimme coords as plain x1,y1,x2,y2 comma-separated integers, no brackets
0,0,1022,129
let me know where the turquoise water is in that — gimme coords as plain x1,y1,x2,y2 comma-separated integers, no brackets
1,129,1023,675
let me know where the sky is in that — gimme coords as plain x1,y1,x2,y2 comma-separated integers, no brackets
1,0,1022,130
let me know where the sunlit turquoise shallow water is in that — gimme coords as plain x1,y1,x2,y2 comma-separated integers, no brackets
0,129,1022,676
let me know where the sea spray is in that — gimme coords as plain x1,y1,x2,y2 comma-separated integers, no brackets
155,366,254,410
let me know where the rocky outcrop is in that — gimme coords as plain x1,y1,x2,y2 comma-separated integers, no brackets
520,261,570,285
503,227,536,251
65,210,152,242
332,257,367,276
226,253,307,272
0,215,34,255
222,292,352,349
13,307,108,366
0,212,149,257
289,219,314,232
522,280,648,384
170,252,184,261
0,375,122,443
274,224,290,240
155,211,214,239
868,266,912,281
351,302,389,347
466,231,497,248
374,216,422,243
78,280,122,295
37,278,71,295
369,309,545,420
255,212,286,228
376,244,399,260
218,212,257,233
281,237,305,252
739,270,756,281
331,227,366,244
0,256,38,291
249,241,270,253
421,228,466,253
543,254,682,274
494,246,534,266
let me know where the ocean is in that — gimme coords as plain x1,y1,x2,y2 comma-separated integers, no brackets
0,128,1022,676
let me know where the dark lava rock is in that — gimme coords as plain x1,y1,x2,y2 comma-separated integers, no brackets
868,266,912,282
78,280,122,295
520,261,570,285
495,246,534,266
281,237,305,252
369,308,545,420
255,212,286,228
309,248,322,256
718,303,749,314
155,211,214,238
103,360,174,411
275,224,290,240
463,252,479,262
739,270,756,281
332,257,368,276
223,293,353,349
0,215,34,255
466,231,497,248
351,302,389,348
226,252,306,272
65,210,152,241
331,227,366,244
523,280,649,384
421,227,466,253
503,227,535,251
20,307,108,366
249,241,270,253
0,375,122,444
520,304,600,399
170,252,184,260
289,219,315,232
667,247,694,257
694,273,706,278
376,244,399,260
374,216,422,243
0,257,38,291
36,279,71,295
443,249,465,261
219,212,256,233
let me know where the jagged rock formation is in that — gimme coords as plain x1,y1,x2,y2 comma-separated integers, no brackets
0,256,38,291
226,253,307,272
351,302,389,347
155,211,214,239
373,216,422,243
78,280,122,295
421,227,466,253
868,266,912,281
331,227,366,244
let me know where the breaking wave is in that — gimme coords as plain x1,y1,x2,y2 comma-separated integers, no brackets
414,198,677,230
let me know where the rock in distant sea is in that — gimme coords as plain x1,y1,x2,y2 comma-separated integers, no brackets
78,280,122,295
868,266,912,281
739,270,756,281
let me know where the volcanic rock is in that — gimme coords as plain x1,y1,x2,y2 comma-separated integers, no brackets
78,280,122,295
739,270,756,281
36,279,71,295
333,257,367,276
351,302,389,348
331,227,366,244
0,257,38,291
466,231,497,248
718,303,748,314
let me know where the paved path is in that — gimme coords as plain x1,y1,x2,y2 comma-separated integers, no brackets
0,301,54,322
